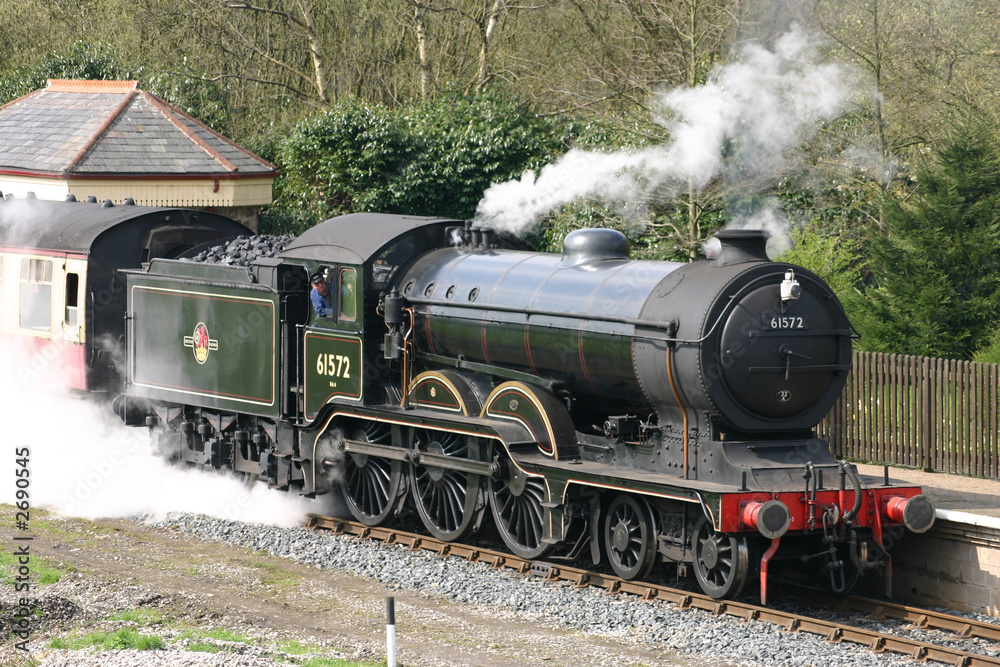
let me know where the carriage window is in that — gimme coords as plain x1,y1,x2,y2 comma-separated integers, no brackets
65,272,80,327
20,258,52,331
339,268,357,322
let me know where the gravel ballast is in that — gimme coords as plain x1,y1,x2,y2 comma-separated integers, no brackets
6,509,997,667
149,513,927,667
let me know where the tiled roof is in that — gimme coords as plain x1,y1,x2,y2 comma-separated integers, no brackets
0,79,276,177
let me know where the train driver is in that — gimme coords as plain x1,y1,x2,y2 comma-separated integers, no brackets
309,272,333,318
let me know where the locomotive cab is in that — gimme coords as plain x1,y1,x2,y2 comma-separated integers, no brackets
298,261,366,421
278,213,462,420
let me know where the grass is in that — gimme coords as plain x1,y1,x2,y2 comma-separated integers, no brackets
49,628,165,651
250,559,301,590
41,604,386,666
298,659,382,667
108,608,168,625
177,627,253,644
177,631,381,665
184,641,226,653
278,639,322,655
0,550,70,586
48,610,370,663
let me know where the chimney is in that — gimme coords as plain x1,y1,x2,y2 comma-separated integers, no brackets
713,229,770,266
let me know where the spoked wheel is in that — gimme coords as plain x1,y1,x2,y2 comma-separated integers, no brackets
342,421,406,527
693,516,750,599
409,430,485,542
488,448,552,560
604,494,657,580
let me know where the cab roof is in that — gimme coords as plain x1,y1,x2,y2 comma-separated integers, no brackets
280,213,459,264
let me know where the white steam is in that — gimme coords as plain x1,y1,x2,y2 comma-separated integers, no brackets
473,25,853,242
702,199,794,259
0,198,58,246
1,340,331,528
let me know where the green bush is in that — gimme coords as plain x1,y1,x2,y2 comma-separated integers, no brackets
776,222,862,300
266,97,412,232
265,90,568,233
974,330,1000,364
393,91,567,218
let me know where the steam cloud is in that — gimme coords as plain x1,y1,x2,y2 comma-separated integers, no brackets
0,197,61,246
1,340,333,528
473,25,853,246
1,197,337,527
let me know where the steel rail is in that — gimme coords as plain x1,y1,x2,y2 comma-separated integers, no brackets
838,594,1000,644
305,514,1000,667
769,580,1000,645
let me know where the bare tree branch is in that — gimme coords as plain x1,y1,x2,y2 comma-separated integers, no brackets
185,0,328,102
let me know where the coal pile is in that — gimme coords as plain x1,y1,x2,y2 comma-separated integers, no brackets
184,234,295,268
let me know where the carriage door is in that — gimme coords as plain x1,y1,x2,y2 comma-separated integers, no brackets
63,257,86,344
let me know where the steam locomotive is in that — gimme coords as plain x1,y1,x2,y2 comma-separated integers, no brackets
116,211,934,602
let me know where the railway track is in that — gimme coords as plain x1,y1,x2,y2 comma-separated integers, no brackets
306,513,1000,667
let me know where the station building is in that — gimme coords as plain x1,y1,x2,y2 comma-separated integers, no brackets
0,79,276,229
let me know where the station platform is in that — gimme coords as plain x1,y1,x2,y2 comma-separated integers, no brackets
854,463,1000,617
855,463,1000,527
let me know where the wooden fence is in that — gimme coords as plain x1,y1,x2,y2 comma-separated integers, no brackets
816,351,1000,479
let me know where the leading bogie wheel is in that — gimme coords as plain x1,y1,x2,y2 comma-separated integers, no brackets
692,516,750,599
341,421,406,527
604,493,657,580
488,448,552,560
409,429,485,542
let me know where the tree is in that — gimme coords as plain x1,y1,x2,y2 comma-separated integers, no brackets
0,41,135,102
849,116,1000,359
228,0,330,101
562,0,743,260
810,0,1000,183
182,0,331,103
399,0,551,98
0,0,168,72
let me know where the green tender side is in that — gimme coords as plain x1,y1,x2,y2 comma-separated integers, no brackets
128,276,281,417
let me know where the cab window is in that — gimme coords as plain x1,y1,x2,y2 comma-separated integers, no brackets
372,239,412,288
20,258,52,331
339,268,357,322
